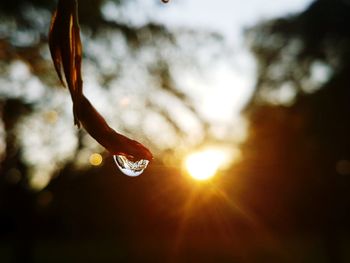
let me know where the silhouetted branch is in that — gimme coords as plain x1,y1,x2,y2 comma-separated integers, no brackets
49,0,152,160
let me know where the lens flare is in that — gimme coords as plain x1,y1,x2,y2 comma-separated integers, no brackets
184,149,229,181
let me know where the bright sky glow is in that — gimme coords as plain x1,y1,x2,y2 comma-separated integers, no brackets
102,0,314,123
152,0,313,44
154,0,313,121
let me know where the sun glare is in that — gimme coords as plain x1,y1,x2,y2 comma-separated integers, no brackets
184,148,230,181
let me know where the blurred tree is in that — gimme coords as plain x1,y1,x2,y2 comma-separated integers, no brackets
236,0,350,262
0,99,36,263
0,0,223,189
0,1,226,261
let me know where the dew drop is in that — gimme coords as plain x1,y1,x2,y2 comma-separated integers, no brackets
113,155,150,177
161,0,170,3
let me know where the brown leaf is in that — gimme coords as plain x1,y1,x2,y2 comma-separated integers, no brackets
49,0,152,161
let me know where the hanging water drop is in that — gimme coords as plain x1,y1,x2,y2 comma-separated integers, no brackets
113,155,150,176
161,0,170,3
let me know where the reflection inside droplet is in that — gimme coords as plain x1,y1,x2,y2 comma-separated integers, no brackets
113,155,150,176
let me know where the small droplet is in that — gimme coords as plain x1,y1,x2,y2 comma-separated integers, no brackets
161,0,170,3
113,155,150,177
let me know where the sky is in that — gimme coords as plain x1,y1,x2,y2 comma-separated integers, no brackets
102,0,314,125
153,0,313,44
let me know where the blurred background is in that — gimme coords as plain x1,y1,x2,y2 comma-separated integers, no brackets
1,0,350,262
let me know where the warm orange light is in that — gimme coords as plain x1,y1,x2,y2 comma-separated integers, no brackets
185,149,229,181
89,153,103,166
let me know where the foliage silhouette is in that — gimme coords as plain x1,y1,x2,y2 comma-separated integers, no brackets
236,0,350,262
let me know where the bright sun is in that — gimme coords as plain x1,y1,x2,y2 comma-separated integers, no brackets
184,148,230,181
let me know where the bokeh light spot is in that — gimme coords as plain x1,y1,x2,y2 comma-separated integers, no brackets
89,153,103,166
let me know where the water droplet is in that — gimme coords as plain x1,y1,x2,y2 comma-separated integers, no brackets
161,0,170,3
113,155,150,177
